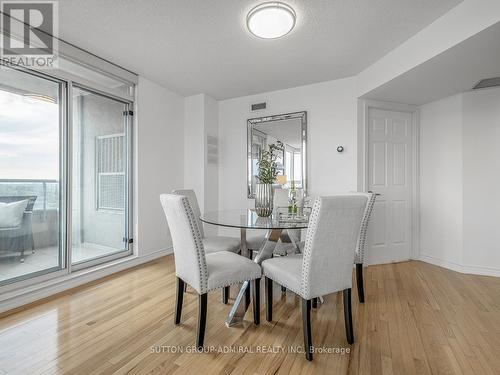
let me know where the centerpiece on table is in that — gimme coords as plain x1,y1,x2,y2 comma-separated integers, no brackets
254,140,283,217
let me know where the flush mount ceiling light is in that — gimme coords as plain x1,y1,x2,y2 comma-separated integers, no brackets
247,2,296,39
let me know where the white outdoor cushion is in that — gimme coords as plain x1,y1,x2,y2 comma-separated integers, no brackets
206,251,261,291
203,236,240,254
0,200,28,229
262,254,303,295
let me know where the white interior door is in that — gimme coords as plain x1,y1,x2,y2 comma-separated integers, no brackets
367,108,413,264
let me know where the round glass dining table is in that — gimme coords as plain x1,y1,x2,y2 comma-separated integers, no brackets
200,208,310,327
201,208,309,230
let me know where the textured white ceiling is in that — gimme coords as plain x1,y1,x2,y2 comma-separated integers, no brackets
57,0,462,99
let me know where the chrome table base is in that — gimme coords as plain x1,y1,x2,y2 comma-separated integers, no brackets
225,228,282,327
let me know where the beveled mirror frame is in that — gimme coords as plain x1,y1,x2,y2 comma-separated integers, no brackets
247,111,307,198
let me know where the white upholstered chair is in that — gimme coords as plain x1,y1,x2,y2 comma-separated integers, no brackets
262,195,367,361
172,189,241,304
352,192,376,303
172,189,240,253
160,194,262,348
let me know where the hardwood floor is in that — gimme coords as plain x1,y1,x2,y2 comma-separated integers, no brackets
1,256,499,374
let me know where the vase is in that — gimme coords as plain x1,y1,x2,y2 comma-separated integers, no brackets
255,183,273,217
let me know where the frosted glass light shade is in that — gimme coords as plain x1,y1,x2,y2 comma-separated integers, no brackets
247,2,296,39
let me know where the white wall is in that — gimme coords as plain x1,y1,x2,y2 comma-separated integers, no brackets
184,94,206,209
419,94,463,267
419,87,500,276
203,94,219,216
218,77,358,217
136,76,185,256
184,93,219,235
462,87,500,273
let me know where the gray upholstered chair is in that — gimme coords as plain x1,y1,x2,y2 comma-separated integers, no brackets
160,194,261,349
172,189,241,304
353,192,376,303
262,195,368,361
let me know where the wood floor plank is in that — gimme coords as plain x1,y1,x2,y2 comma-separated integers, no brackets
0,257,499,374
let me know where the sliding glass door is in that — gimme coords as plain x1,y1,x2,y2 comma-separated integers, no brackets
0,60,134,288
71,87,132,266
0,66,64,285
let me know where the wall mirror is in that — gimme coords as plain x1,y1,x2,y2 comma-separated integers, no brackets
247,111,307,198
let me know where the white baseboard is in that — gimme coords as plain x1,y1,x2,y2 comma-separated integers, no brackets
0,247,173,314
419,254,500,277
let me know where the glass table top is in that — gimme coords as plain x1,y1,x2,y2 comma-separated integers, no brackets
200,209,309,230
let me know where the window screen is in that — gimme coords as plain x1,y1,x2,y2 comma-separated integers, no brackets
96,134,125,211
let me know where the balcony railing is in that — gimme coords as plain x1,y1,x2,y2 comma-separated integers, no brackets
0,179,59,213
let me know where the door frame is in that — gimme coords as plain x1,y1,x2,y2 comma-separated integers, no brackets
357,99,420,262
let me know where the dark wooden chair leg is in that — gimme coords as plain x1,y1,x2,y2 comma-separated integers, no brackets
343,288,354,344
222,286,230,304
356,263,365,303
312,297,318,309
245,281,251,309
174,277,185,324
265,277,273,322
197,293,208,349
302,298,313,361
281,285,286,293
252,278,261,325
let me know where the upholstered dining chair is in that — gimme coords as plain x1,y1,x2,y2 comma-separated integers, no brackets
353,192,376,303
172,189,240,304
262,195,367,361
160,194,262,349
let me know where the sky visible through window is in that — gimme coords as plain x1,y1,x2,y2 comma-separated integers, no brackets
0,89,59,180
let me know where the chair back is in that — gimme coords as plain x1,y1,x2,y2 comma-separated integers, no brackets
354,192,376,264
172,189,204,238
300,195,367,299
160,194,208,294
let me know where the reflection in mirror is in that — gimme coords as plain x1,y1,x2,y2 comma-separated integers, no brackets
247,111,307,198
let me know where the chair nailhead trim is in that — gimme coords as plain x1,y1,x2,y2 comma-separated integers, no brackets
355,193,376,264
181,196,208,294
300,197,322,299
